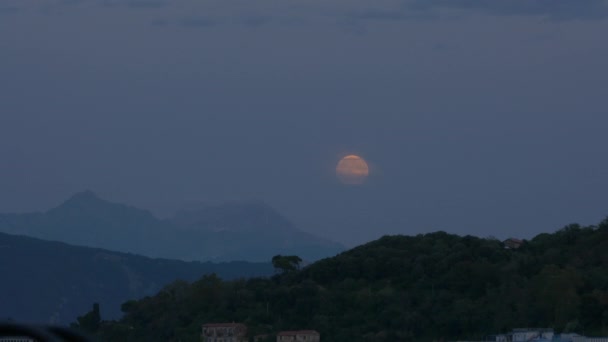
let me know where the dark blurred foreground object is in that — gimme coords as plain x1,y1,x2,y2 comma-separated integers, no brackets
0,322,93,341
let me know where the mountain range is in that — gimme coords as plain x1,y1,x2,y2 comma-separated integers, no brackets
0,191,344,262
0,231,273,324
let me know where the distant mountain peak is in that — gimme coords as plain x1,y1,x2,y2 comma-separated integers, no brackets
47,191,156,222
1,192,343,262
55,190,106,209
69,190,100,201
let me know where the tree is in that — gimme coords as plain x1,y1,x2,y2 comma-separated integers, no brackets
272,255,302,273
73,303,101,333
88,219,608,341
531,265,582,329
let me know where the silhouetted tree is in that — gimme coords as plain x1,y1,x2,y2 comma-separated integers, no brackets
73,303,101,333
272,255,302,273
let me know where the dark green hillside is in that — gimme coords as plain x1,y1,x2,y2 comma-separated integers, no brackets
91,220,608,342
0,232,273,324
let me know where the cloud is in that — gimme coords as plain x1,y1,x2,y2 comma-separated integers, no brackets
338,0,608,26
349,9,408,21
344,7,442,23
180,17,216,28
150,18,169,26
0,6,20,14
127,0,167,9
240,15,272,28
330,5,442,34
100,0,168,9
406,0,608,20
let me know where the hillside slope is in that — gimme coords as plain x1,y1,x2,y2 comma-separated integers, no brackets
0,232,273,324
91,219,608,342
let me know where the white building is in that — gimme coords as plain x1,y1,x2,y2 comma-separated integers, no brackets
511,328,554,341
201,323,248,342
489,329,608,342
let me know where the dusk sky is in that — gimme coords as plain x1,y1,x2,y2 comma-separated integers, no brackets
1,0,608,247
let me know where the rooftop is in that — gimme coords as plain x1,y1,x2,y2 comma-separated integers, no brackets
202,323,246,328
277,330,320,336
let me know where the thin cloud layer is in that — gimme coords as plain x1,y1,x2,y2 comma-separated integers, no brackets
406,0,608,20
100,0,168,8
180,16,216,28
0,0,21,14
7,0,608,24
0,7,19,14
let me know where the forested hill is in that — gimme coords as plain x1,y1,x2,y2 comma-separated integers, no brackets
88,220,608,342
0,232,273,324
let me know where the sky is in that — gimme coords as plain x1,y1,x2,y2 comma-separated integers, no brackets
1,0,608,247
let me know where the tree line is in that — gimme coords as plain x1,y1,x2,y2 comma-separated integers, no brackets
73,219,608,341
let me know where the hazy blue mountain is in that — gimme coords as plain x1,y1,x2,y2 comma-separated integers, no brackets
0,231,273,324
0,191,344,262
170,201,345,262
0,191,174,259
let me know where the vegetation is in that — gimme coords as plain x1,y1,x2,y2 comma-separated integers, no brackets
73,303,101,333
79,219,608,341
271,255,302,273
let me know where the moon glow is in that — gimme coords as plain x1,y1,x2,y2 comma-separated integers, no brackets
336,155,369,185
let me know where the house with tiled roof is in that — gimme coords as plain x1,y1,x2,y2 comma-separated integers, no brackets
276,330,320,342
503,238,524,249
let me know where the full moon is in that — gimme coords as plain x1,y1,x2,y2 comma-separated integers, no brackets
336,155,369,185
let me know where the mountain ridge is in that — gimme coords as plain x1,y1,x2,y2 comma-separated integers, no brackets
0,230,273,324
0,191,344,262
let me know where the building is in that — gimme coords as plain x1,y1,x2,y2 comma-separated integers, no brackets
571,337,608,342
277,330,320,342
491,328,554,341
488,328,608,342
201,323,248,342
511,328,554,341
503,238,524,249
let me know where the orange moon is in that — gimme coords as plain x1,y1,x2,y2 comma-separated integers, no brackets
336,155,369,185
